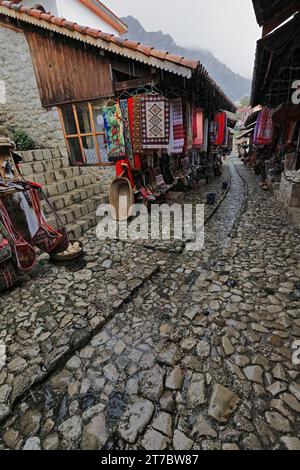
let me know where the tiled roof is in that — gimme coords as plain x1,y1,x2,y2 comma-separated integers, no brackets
0,1,199,69
93,0,128,32
0,1,235,110
12,0,128,33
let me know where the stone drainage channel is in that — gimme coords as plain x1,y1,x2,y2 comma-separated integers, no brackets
0,155,260,450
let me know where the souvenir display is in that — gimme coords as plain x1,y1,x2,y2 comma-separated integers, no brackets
0,137,70,291
254,108,274,146
97,91,229,213
103,103,126,162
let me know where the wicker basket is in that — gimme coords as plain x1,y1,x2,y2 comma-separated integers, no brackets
109,177,134,221
50,240,84,266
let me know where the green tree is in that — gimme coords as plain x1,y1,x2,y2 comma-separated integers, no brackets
240,96,250,107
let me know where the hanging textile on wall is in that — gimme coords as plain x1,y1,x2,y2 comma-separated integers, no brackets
119,99,134,167
215,112,227,146
171,98,185,154
141,95,170,148
254,108,274,146
132,96,143,153
103,103,126,162
209,121,216,144
168,100,174,154
203,118,209,152
193,109,204,148
185,101,193,150
127,97,142,170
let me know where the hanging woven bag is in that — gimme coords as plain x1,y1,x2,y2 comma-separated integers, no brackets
29,188,68,255
0,236,12,264
0,199,36,273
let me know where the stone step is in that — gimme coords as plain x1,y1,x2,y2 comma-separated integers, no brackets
24,166,87,186
67,211,98,240
20,157,70,177
24,166,104,190
41,172,102,199
20,148,67,163
46,194,108,229
42,182,103,214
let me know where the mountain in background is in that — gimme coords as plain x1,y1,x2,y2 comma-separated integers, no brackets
122,16,251,103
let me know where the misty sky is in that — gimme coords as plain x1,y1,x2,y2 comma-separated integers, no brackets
107,0,261,79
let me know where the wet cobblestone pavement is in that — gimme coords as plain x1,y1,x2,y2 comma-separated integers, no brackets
1,156,300,450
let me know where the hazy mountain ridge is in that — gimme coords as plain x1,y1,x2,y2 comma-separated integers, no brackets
122,15,251,102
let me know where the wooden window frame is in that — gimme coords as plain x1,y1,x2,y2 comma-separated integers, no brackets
58,101,113,167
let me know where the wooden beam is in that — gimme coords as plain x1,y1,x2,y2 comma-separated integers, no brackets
0,17,23,33
262,1,300,36
114,75,159,92
111,61,151,77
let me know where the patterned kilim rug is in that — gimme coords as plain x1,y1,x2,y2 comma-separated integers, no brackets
103,103,126,161
132,96,143,153
141,95,170,148
120,99,134,166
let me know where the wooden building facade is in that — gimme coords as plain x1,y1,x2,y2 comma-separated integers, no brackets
0,1,235,168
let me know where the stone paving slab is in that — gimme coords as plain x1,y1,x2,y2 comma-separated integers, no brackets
122,160,231,254
1,157,300,450
0,235,159,423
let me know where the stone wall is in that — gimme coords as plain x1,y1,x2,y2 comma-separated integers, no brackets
18,147,114,237
0,24,115,194
279,175,300,208
20,148,115,194
0,24,66,149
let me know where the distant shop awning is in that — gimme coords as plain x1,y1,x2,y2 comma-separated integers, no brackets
252,0,300,35
272,104,300,124
240,121,258,131
222,110,238,122
244,106,262,128
251,14,300,107
237,127,255,140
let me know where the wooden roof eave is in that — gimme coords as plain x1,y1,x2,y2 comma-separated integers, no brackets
253,0,300,28
0,4,193,79
251,14,300,106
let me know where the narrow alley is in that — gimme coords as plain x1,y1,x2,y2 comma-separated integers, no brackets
1,0,300,457
1,156,299,451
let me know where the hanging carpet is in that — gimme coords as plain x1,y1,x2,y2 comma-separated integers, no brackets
103,103,126,162
141,95,170,148
119,99,134,167
171,98,185,154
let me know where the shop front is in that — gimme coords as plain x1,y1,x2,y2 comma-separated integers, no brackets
240,9,300,202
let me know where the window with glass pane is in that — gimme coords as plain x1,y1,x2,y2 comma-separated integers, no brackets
68,137,84,165
82,136,98,165
61,104,77,135
59,100,111,166
92,102,106,133
76,103,92,134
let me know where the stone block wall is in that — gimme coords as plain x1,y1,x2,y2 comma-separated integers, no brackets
279,177,300,208
0,23,115,200
20,148,115,194
0,24,66,149
19,148,113,238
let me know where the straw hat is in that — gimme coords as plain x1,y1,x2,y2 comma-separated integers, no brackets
0,137,15,149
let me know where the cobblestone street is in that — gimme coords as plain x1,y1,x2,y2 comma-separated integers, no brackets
1,156,300,450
